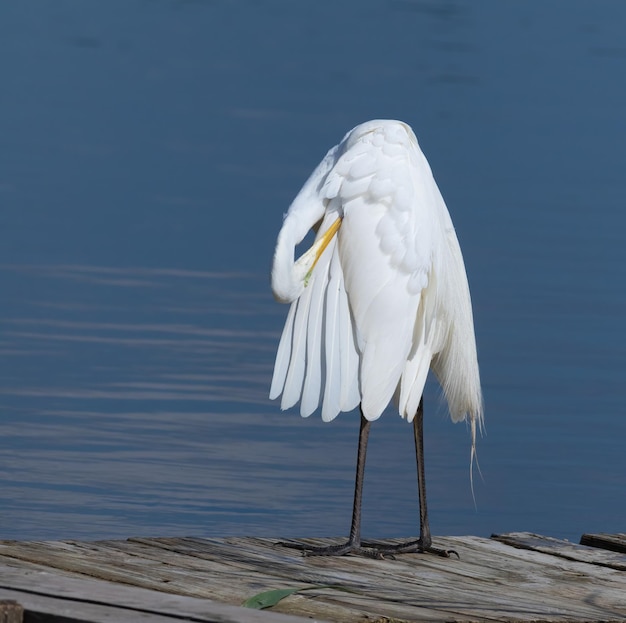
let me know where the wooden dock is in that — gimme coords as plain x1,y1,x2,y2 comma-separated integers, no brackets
0,532,625,622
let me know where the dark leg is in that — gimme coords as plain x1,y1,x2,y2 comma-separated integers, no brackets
345,407,370,548
363,398,457,558
415,395,432,549
278,408,377,556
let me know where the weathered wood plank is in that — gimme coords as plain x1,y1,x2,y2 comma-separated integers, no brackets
492,531,626,570
0,589,188,623
1,536,625,622
0,564,325,623
580,533,626,554
0,539,362,623
0,537,341,618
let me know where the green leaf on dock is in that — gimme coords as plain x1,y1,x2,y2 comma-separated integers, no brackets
242,584,349,609
243,587,302,609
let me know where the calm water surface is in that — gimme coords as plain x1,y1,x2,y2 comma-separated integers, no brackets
0,1,624,543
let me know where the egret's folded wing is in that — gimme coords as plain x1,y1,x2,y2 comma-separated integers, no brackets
327,121,437,421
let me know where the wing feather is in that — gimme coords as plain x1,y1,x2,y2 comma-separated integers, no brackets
269,302,296,400
338,274,360,412
300,217,337,417
321,247,342,422
280,284,313,411
299,268,325,417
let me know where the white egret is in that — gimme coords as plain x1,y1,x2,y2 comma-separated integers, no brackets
270,119,483,557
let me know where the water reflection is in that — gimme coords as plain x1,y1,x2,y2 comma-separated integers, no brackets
0,264,482,541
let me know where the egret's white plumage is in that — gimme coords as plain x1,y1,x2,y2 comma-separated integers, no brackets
271,119,482,441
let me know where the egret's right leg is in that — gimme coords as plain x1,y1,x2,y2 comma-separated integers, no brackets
278,408,379,557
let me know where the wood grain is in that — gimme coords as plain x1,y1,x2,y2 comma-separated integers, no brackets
580,532,626,555
0,534,624,622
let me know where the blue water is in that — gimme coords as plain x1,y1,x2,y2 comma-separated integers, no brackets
0,1,624,544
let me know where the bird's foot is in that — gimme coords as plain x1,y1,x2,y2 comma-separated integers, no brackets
276,540,384,558
361,538,459,559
